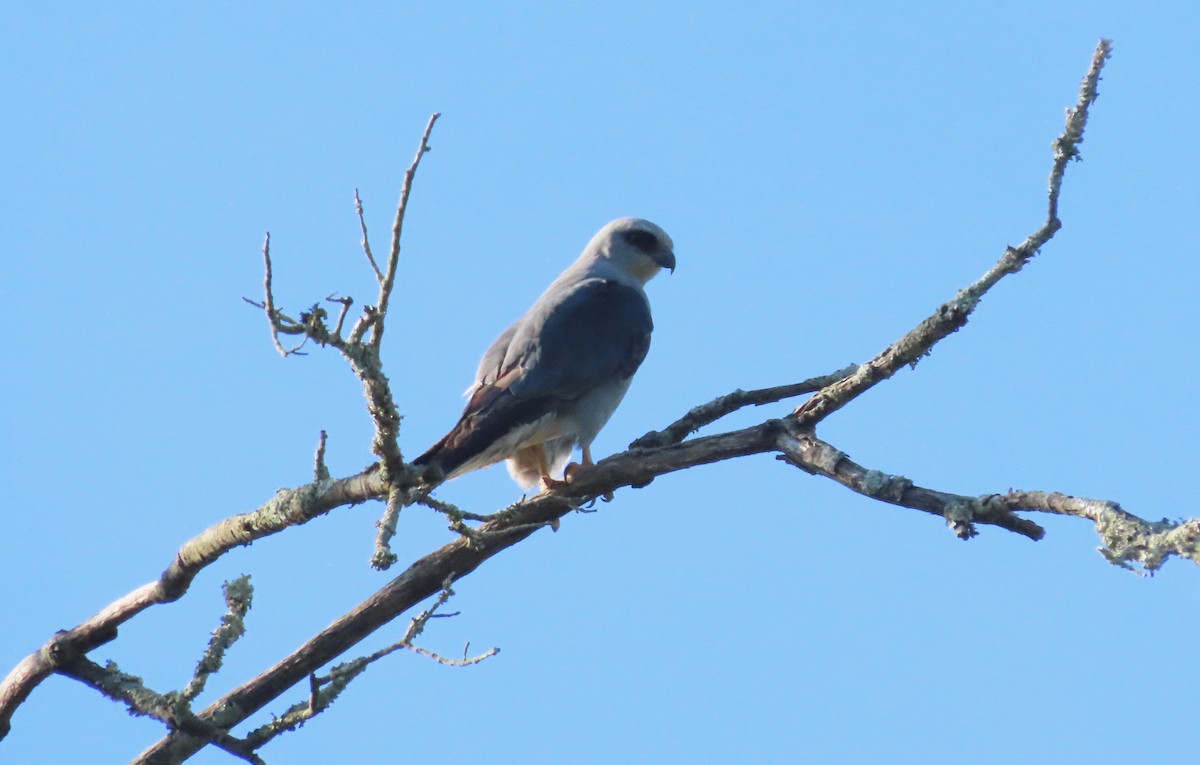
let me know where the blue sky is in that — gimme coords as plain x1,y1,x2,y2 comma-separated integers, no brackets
3,3,1199,763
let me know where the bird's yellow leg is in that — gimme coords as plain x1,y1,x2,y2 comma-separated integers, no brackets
537,445,569,492
563,445,592,483
563,445,612,501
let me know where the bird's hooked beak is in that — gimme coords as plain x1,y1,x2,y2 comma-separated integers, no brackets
655,249,676,274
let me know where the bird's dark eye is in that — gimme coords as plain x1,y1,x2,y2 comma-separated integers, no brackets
621,229,659,254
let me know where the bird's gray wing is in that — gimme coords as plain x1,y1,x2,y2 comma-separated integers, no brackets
474,320,519,386
504,277,653,399
414,278,652,474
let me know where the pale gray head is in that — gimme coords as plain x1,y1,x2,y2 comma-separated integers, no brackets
586,217,676,284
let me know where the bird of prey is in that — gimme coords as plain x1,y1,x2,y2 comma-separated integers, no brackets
413,217,676,490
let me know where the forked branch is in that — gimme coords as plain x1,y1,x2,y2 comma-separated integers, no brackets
10,40,1195,765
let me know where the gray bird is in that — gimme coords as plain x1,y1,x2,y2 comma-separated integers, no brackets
413,217,676,490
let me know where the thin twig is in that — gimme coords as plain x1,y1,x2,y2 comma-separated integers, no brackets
404,643,500,667
372,113,440,349
372,577,499,666
236,578,496,752
449,519,557,548
182,576,253,701
326,294,354,341
347,307,377,345
260,233,287,357
416,494,494,523
354,188,384,283
313,430,329,482
631,364,859,449
254,233,310,356
1048,39,1112,221
370,488,404,570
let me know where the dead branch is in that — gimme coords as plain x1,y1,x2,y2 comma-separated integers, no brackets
354,188,384,283
793,39,1113,427
11,39,1192,765
631,364,859,449
372,113,440,349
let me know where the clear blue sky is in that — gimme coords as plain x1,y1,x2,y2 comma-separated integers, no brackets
4,3,1199,763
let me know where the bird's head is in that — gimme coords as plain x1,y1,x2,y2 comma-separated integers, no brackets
589,217,676,284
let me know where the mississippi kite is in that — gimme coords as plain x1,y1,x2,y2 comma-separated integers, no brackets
413,217,676,490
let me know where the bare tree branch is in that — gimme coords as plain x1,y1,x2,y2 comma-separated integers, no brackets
354,188,384,283
793,39,1113,427
1003,490,1200,572
326,294,354,341
52,651,263,764
312,430,330,482
367,577,499,667
12,40,1190,765
416,494,493,524
370,488,405,569
631,364,859,449
776,432,1045,540
0,471,386,740
232,578,495,753
372,112,440,350
182,576,253,702
241,118,444,490
251,232,308,357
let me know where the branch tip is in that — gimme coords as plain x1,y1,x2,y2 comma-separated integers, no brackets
372,112,441,350
313,431,330,481
354,188,384,283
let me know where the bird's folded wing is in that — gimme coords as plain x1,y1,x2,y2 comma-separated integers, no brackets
504,277,653,400
415,278,653,473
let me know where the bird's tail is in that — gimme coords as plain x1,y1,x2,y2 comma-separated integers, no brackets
411,433,459,478
413,391,558,484
411,424,497,483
